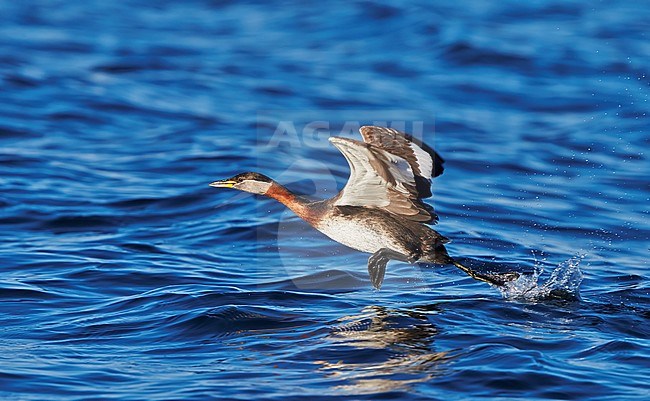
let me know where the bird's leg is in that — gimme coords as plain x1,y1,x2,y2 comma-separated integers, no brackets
367,248,412,290
449,258,519,286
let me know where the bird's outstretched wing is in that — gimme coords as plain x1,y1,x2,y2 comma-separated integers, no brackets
359,126,444,198
329,126,444,224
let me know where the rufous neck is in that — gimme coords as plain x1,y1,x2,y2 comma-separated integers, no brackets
266,182,309,216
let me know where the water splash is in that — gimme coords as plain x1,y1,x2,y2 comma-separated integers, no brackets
498,255,585,302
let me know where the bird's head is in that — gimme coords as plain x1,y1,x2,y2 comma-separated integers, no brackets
209,172,274,195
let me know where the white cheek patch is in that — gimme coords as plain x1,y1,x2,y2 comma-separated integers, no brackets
409,142,433,178
258,181,273,194
238,180,272,194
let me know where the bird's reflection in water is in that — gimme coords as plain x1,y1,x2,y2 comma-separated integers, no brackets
315,305,450,394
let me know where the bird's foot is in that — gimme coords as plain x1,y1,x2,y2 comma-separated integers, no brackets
484,271,520,286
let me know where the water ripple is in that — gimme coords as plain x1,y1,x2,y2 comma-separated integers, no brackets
0,0,648,400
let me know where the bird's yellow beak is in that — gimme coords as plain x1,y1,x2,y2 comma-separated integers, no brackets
209,180,236,188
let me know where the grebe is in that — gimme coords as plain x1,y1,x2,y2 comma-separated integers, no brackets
210,126,519,289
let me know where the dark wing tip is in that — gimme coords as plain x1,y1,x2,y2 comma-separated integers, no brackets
414,176,432,199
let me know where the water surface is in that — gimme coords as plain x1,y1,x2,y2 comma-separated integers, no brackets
1,1,648,400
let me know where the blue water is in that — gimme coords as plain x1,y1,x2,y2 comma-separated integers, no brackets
1,1,648,399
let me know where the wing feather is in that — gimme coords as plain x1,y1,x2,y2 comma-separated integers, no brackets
329,136,437,223
359,126,444,199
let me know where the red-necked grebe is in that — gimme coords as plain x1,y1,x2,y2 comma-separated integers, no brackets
210,126,519,289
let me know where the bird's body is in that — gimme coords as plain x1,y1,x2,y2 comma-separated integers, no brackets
310,206,450,264
317,207,420,256
211,126,518,289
